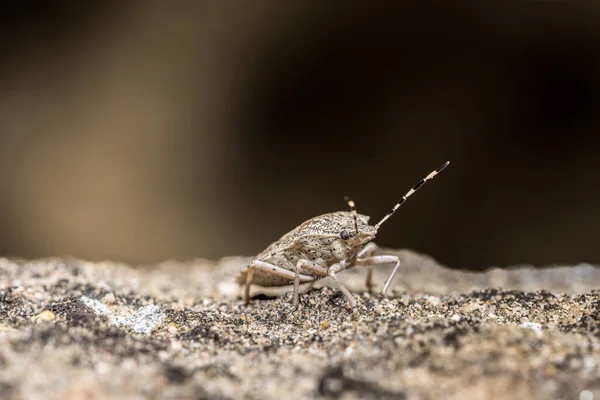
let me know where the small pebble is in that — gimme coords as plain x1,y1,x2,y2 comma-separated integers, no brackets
426,296,441,306
171,340,183,351
32,310,56,322
102,293,116,304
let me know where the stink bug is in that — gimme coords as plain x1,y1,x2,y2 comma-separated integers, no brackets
237,161,450,309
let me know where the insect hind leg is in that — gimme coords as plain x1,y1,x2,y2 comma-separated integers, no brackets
244,268,254,305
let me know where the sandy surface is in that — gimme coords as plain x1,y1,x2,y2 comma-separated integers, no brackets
1,250,600,399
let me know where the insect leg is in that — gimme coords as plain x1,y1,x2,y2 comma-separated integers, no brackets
244,268,254,305
355,255,401,296
244,260,314,305
298,281,315,295
293,260,327,307
356,243,378,292
328,270,356,308
294,263,300,307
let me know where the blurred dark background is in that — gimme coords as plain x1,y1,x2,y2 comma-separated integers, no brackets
1,2,599,270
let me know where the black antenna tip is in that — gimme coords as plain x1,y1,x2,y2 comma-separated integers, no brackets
436,161,450,173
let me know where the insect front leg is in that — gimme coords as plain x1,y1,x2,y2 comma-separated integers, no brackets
293,260,327,307
356,242,378,292
243,259,314,305
328,262,357,309
355,247,401,296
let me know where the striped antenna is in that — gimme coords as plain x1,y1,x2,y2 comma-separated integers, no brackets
344,196,359,236
374,161,450,229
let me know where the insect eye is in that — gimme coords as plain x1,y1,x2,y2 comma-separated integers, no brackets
340,230,350,240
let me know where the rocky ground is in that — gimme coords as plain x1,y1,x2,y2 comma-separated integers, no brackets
1,250,600,400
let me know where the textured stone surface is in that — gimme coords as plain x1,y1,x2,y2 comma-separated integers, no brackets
1,251,600,399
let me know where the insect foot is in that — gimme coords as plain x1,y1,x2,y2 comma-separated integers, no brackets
237,161,450,309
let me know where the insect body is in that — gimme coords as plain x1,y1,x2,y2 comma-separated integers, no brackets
238,161,450,308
